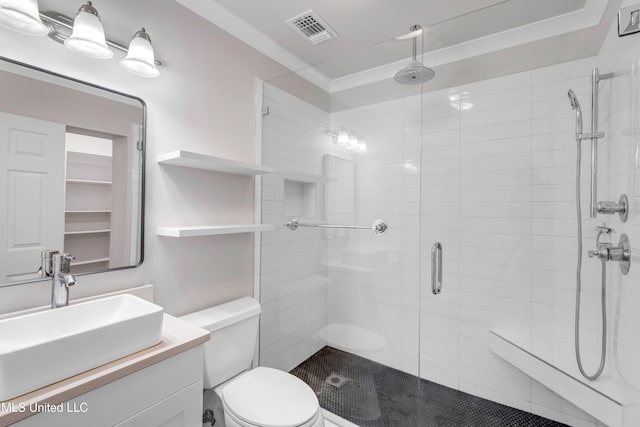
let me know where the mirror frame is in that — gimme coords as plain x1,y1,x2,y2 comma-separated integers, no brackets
0,56,146,287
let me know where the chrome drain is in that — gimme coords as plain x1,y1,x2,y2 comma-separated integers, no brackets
325,372,350,389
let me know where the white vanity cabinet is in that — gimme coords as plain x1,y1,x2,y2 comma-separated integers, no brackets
13,346,204,427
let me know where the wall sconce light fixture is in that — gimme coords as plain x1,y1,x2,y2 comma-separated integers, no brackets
64,1,112,59
0,0,47,36
120,28,160,78
348,134,358,149
0,0,161,78
326,128,367,153
337,127,349,145
448,90,473,111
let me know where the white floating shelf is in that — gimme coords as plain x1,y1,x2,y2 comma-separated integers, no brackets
73,257,110,266
157,150,274,176
156,224,274,238
276,171,326,183
64,229,111,235
66,151,112,167
66,179,112,185
489,329,640,427
65,210,112,214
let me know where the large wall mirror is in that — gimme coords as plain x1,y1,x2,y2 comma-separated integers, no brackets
0,57,145,287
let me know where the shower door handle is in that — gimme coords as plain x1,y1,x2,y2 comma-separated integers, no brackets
431,242,442,295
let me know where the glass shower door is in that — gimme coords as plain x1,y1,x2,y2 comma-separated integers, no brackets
257,28,436,425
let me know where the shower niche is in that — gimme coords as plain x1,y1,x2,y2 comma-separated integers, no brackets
283,178,317,220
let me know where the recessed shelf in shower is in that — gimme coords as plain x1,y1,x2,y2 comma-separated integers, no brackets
284,178,317,220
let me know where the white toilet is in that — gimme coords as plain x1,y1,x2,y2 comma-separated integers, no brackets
181,297,325,427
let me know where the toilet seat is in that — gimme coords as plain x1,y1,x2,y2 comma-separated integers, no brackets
224,405,321,427
221,367,320,427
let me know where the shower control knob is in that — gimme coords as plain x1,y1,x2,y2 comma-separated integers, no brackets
597,194,629,222
598,201,624,214
588,234,631,275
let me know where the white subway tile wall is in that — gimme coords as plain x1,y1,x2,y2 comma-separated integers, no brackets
259,7,640,423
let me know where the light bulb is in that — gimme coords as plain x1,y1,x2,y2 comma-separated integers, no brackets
337,127,349,145
348,134,358,148
120,28,160,78
0,0,47,36
64,2,113,59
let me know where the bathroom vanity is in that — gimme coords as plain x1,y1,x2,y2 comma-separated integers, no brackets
0,314,209,427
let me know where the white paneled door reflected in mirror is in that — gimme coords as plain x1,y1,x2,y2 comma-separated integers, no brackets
0,57,145,286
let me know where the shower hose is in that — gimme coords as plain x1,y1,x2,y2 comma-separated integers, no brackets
574,134,607,381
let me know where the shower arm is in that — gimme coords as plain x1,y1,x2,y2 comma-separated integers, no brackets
411,24,419,61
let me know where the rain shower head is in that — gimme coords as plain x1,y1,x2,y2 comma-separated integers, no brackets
394,25,434,85
394,61,434,85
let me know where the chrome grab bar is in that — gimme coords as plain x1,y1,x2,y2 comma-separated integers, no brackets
283,217,388,236
431,242,442,295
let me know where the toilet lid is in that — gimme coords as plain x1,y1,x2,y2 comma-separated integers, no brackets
222,367,319,427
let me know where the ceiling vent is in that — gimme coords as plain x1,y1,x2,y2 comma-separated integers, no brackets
286,10,338,45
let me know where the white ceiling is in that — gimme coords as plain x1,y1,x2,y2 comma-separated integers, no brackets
176,0,621,94
208,0,587,77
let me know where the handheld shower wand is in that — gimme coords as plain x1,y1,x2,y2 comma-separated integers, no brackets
568,89,582,136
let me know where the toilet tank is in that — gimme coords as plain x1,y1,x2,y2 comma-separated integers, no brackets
180,297,261,388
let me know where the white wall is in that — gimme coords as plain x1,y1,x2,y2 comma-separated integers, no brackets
0,0,324,316
0,69,141,138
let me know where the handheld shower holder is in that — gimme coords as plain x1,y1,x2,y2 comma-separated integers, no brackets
577,132,604,140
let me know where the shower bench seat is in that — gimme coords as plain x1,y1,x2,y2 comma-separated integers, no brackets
489,328,640,427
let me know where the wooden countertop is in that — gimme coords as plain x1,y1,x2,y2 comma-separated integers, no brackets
0,314,209,426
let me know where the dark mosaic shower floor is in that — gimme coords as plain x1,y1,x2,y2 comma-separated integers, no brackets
290,347,566,427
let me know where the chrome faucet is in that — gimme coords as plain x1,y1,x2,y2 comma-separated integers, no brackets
588,225,631,275
51,253,76,309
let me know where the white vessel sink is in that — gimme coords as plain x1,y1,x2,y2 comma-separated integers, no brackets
0,294,163,401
